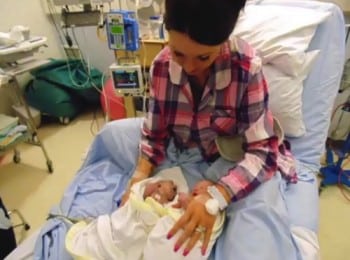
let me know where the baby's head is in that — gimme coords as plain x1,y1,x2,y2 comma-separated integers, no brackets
174,180,215,210
143,180,178,204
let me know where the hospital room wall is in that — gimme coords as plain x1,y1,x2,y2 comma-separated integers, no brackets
0,0,65,115
0,0,128,115
57,0,153,74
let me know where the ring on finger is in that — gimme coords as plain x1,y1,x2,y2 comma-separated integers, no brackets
194,225,206,233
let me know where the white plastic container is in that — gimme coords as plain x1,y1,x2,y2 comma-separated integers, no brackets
148,16,163,39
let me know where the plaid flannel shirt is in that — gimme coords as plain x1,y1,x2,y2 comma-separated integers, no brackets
140,38,297,202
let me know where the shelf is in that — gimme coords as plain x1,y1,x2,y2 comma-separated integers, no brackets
2,58,51,77
0,132,30,155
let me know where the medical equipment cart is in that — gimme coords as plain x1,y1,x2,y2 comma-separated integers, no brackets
0,37,53,173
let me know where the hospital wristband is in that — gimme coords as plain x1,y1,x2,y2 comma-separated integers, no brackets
207,185,229,211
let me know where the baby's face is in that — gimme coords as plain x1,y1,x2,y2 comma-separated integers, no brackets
143,180,178,204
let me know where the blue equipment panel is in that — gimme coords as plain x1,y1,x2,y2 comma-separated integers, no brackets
106,10,139,51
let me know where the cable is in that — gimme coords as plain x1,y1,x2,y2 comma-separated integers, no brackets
82,28,92,76
64,27,73,47
66,27,93,88
65,27,107,134
44,0,115,133
46,0,91,89
46,1,104,121
48,0,102,90
71,9,129,126
90,107,101,136
71,27,87,63
70,27,125,125
45,0,129,127
46,0,66,46
101,69,110,122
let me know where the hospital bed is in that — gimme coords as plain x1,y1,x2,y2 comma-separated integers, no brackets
5,0,346,259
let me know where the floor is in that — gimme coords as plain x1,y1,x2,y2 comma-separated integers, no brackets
0,110,349,260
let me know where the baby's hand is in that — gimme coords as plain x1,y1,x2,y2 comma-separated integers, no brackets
172,192,192,209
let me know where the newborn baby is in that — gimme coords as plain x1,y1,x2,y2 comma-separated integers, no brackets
65,167,224,260
172,179,213,209
143,180,178,205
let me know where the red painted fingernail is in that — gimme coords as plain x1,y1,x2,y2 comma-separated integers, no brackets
183,249,189,256
167,233,172,239
174,245,180,252
201,247,207,256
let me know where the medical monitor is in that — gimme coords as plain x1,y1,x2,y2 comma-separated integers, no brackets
110,63,144,96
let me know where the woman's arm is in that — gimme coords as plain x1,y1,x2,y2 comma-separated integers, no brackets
218,68,279,202
139,62,169,167
120,156,154,206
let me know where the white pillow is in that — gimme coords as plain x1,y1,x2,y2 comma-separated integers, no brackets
232,5,330,77
263,50,320,137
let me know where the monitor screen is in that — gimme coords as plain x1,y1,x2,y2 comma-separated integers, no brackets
112,69,140,89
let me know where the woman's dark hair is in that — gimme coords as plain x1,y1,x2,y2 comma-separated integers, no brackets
164,0,246,46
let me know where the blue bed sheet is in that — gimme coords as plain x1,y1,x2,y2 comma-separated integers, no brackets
35,118,304,260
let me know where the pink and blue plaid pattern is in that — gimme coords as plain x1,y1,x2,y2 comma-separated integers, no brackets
141,38,297,202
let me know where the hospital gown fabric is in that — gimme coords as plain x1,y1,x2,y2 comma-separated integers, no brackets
65,169,225,260
34,118,309,260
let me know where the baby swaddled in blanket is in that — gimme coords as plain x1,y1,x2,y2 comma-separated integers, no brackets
65,167,225,260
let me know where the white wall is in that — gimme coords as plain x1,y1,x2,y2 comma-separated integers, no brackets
0,0,122,115
0,0,64,59
0,0,65,115
0,0,164,115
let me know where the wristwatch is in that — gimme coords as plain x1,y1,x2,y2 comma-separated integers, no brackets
205,185,228,216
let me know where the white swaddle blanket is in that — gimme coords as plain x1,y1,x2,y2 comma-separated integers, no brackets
65,167,225,260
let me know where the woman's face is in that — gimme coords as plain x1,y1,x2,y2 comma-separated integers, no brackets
168,30,223,78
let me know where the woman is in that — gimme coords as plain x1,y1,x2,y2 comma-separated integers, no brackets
121,0,299,259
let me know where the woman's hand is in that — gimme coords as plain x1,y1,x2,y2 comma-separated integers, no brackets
120,170,149,206
172,192,192,209
167,192,216,256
